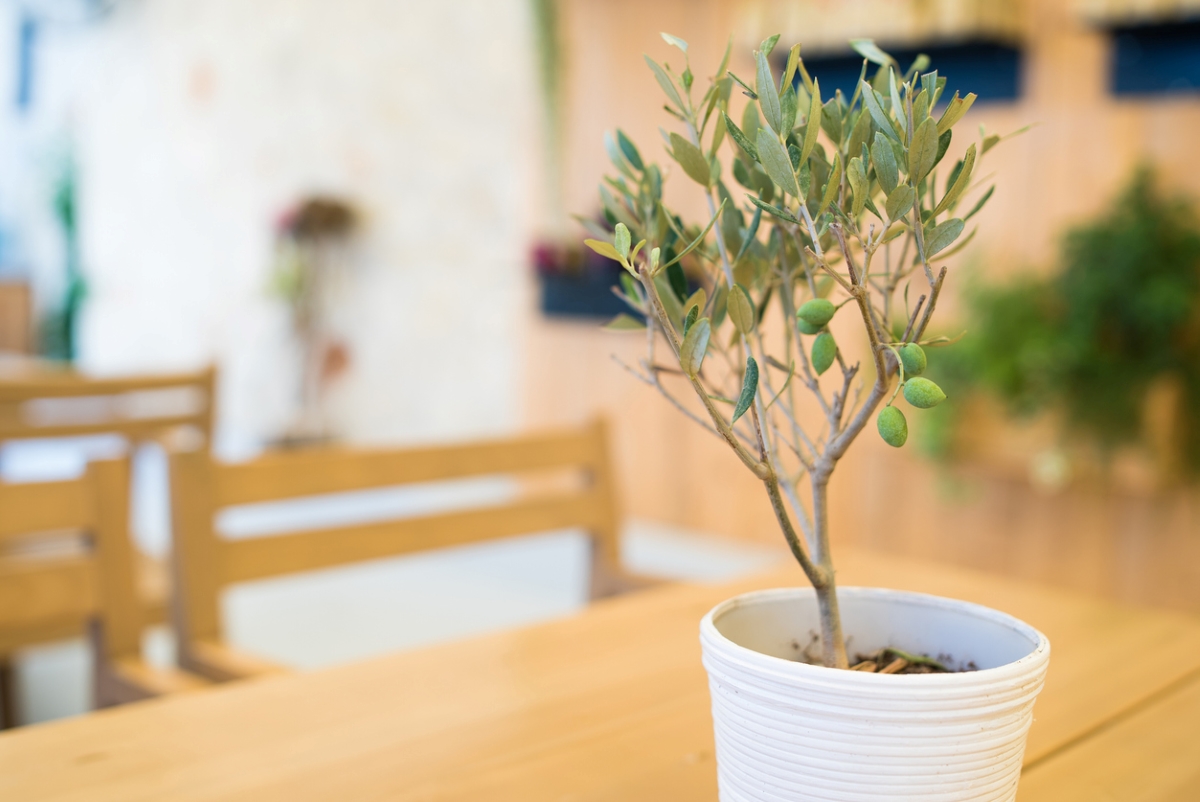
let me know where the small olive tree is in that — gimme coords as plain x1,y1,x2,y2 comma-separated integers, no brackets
584,35,1007,668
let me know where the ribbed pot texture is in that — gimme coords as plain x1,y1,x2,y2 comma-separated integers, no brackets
699,587,1050,802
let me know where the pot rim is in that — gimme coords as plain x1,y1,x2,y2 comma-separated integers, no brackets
701,585,1050,683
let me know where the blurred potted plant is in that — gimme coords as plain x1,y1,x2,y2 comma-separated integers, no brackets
584,34,1048,798
923,168,1200,491
270,196,357,446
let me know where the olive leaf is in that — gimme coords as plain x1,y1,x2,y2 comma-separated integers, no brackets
783,44,802,90
723,113,759,161
682,305,699,335
660,32,688,53
680,317,712,376
885,185,915,221
799,78,822,165
931,143,977,217
710,112,727,157
747,194,799,224
617,129,644,171
871,131,898,195
888,68,905,137
755,50,783,135
908,117,939,184
818,152,842,216
735,204,762,263
756,127,799,197
584,238,623,262
820,97,843,143
847,156,868,217
780,84,798,134
670,132,712,187
731,356,759,423
604,132,637,180
923,217,965,257
660,198,727,269
729,283,755,334
604,314,646,332
847,106,873,160
861,81,898,141
614,223,631,258
912,88,930,127
936,92,977,136
644,56,685,111
850,38,896,68
963,185,995,221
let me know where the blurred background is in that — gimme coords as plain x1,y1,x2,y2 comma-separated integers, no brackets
2,0,1200,724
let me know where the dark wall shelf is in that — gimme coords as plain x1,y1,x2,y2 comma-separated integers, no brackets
793,39,1023,105
1109,19,1200,96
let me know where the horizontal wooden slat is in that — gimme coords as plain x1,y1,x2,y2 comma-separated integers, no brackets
223,491,604,583
0,369,212,400
214,426,602,506
0,413,205,442
0,556,97,629
0,559,168,655
0,478,94,539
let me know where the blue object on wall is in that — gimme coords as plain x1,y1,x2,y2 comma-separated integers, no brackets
539,265,631,319
793,40,1023,105
16,11,37,112
1110,19,1200,95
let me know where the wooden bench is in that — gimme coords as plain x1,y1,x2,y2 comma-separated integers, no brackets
168,418,653,681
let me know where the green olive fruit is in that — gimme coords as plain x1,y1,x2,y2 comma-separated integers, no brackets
903,377,946,409
812,332,836,375
877,406,908,447
796,318,823,335
797,298,836,328
898,343,927,377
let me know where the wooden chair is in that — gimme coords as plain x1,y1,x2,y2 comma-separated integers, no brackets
168,418,650,681
0,457,206,727
0,366,216,721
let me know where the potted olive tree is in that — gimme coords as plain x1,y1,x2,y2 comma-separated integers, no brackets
584,35,1050,799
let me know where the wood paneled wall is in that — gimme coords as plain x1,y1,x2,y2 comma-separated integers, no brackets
524,0,1200,613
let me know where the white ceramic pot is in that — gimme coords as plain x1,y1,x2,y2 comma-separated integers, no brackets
699,586,1050,802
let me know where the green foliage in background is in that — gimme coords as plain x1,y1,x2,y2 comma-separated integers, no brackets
40,154,86,362
922,169,1200,471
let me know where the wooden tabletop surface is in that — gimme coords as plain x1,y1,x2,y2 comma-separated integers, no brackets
2,547,1200,801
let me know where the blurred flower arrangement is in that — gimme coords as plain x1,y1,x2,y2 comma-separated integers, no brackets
922,168,1200,487
269,196,358,445
533,237,640,318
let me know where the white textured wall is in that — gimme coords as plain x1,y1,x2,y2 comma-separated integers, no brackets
67,0,538,449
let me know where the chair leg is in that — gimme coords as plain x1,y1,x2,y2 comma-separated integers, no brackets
587,539,662,600
0,655,18,729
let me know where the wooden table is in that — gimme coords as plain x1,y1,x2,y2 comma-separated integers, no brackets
2,547,1200,801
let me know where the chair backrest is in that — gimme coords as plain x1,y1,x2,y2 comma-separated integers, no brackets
0,458,143,665
168,419,622,647
0,282,32,355
0,366,215,445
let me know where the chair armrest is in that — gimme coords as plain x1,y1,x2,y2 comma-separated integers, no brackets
96,657,210,707
181,639,290,682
